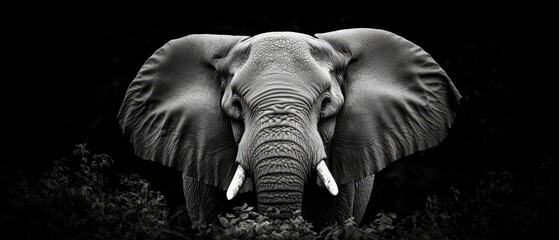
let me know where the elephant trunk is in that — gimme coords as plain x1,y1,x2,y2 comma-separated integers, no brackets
254,155,306,217
225,114,341,217
228,102,332,217
251,135,310,217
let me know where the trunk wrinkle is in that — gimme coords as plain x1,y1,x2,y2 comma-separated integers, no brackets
244,106,314,217
254,157,306,177
252,140,307,161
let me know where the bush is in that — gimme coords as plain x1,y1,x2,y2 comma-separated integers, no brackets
198,160,557,240
316,213,397,240
394,159,558,240
2,145,556,239
194,203,316,240
1,144,187,240
193,205,397,240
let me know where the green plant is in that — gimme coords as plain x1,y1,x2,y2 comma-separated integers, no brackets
394,158,558,239
2,145,556,239
1,144,186,240
317,212,397,240
192,205,399,240
194,203,316,240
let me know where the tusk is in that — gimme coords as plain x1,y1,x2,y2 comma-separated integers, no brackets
226,165,246,200
316,160,338,196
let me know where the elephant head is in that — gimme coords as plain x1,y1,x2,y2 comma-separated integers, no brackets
118,28,460,220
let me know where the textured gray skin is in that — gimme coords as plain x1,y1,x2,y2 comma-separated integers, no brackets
118,28,461,228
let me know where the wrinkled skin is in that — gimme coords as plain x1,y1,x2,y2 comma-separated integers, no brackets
118,29,461,229
221,33,344,216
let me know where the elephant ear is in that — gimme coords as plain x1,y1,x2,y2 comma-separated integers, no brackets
316,28,461,185
118,34,248,191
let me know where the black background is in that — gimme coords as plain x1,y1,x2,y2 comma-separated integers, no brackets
5,5,558,222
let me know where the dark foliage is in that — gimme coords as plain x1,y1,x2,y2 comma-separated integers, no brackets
2,146,557,239
0,145,188,240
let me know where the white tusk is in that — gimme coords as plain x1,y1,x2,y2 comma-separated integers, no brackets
226,165,246,200
316,160,338,196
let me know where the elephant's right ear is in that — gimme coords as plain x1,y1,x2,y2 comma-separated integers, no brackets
118,34,248,191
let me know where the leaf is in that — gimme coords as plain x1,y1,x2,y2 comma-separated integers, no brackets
256,215,266,223
240,213,249,220
246,206,254,212
226,213,236,218
171,230,184,237
279,230,290,237
174,226,186,231
331,229,341,238
245,219,256,224
247,226,256,239
279,224,290,231
219,216,230,228
232,203,248,212
239,222,253,229
255,224,264,235
272,232,284,238
249,211,260,218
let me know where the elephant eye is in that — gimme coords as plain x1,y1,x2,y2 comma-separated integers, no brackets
321,97,331,111
320,93,341,119
320,96,332,119
231,98,242,119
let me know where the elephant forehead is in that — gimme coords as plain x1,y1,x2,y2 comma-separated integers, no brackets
246,32,318,72
227,32,334,101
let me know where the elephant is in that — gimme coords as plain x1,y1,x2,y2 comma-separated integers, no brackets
118,28,461,229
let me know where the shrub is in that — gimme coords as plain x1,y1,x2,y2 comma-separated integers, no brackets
316,213,397,240
2,145,556,239
1,144,186,240
394,159,558,239
194,203,316,240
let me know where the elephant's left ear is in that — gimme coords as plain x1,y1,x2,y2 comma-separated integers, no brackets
118,34,248,191
316,28,461,185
